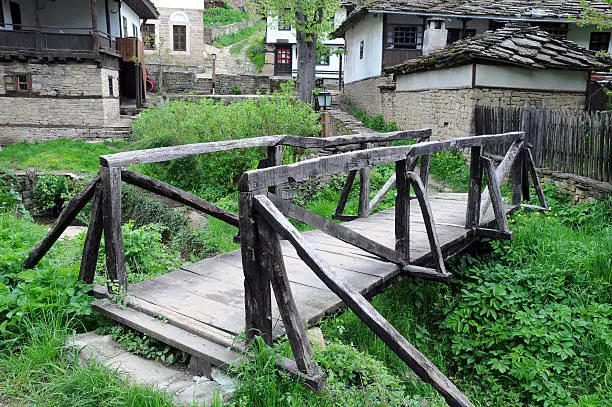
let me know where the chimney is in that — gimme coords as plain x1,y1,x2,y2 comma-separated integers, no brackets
422,17,448,56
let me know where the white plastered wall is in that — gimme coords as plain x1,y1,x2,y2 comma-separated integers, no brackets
396,65,473,91
344,13,383,84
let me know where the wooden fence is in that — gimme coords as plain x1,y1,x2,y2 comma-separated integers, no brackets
475,106,612,183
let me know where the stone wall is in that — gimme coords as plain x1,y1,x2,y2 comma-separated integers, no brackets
203,19,258,44
538,169,612,203
148,65,284,94
342,76,586,140
0,60,120,144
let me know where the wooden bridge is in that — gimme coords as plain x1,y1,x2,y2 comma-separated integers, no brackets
25,129,547,407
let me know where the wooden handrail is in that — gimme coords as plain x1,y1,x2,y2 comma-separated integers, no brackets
240,132,524,192
100,130,431,167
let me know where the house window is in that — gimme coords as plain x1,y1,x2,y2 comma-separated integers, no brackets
173,25,187,51
359,40,364,59
122,16,128,37
108,76,114,96
391,25,422,49
143,24,155,49
538,23,569,39
446,28,476,45
4,74,31,93
132,23,138,38
589,32,611,52
278,18,291,30
9,1,21,30
0,4,5,27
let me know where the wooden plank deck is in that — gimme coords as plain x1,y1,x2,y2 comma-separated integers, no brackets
93,195,506,364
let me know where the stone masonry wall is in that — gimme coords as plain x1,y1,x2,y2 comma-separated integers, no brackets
343,77,586,140
0,60,120,144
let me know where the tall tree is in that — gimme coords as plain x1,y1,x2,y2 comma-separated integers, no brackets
254,0,340,102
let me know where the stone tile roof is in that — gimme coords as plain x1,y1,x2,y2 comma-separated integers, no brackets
333,0,612,36
385,23,612,74
124,0,159,19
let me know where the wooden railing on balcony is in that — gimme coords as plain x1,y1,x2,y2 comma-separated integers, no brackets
0,27,117,58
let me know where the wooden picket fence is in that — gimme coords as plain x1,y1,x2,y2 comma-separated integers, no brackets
475,106,611,183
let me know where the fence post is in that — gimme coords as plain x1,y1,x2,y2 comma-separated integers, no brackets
267,145,283,195
238,190,273,345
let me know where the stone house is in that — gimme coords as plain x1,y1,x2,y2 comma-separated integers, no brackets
263,5,350,88
0,0,158,144
350,23,612,139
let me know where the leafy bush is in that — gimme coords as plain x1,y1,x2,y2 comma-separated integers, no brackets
350,106,398,132
132,83,320,201
32,173,73,215
203,7,251,26
246,36,266,71
428,150,471,192
231,85,242,95
101,325,187,365
0,173,23,214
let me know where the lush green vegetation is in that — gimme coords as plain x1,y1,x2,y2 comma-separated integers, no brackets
0,139,128,173
349,105,398,132
213,20,266,47
132,83,320,201
246,36,266,71
203,7,252,27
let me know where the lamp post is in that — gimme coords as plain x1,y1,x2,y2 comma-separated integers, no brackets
317,89,332,137
211,53,216,95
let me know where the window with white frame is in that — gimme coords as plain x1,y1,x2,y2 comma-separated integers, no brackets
170,12,189,52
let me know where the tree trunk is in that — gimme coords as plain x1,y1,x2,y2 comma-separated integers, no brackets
296,29,317,104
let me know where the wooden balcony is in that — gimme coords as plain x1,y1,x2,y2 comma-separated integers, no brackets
0,29,118,59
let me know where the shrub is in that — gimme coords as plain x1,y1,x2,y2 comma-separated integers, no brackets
246,36,266,71
132,83,320,201
231,85,242,95
350,106,398,132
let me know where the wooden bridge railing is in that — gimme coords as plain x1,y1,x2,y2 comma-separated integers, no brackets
23,129,430,290
238,130,548,407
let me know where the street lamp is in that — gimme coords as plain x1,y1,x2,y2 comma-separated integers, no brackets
211,53,217,95
317,89,332,111
317,89,333,137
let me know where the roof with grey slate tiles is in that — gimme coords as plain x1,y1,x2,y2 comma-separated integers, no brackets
333,0,612,36
384,23,612,74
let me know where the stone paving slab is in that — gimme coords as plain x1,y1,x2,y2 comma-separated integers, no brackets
67,332,236,406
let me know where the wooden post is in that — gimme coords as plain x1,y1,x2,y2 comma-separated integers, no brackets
334,170,356,218
358,143,371,218
256,216,319,375
100,166,127,291
267,145,283,195
465,146,482,229
395,158,410,260
91,0,99,53
78,185,104,284
33,0,41,51
511,149,524,206
238,190,273,345
482,157,510,233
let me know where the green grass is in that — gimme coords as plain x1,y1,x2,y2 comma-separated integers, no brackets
0,139,129,173
204,7,252,27
213,20,266,47
246,36,266,71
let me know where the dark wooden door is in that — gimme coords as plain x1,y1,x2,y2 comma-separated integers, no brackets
275,45,292,76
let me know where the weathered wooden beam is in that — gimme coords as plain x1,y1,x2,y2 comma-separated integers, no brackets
465,146,483,229
24,173,101,269
358,143,372,218
238,190,273,345
101,136,283,167
330,214,359,222
241,133,524,192
78,185,104,284
475,228,513,240
279,129,431,148
368,172,396,213
402,265,453,283
256,215,320,375
480,139,524,220
334,170,357,218
252,195,475,407
481,157,511,234
406,172,449,277
101,166,127,291
120,168,239,227
267,193,407,266
395,159,411,260
524,147,549,210
267,145,283,195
